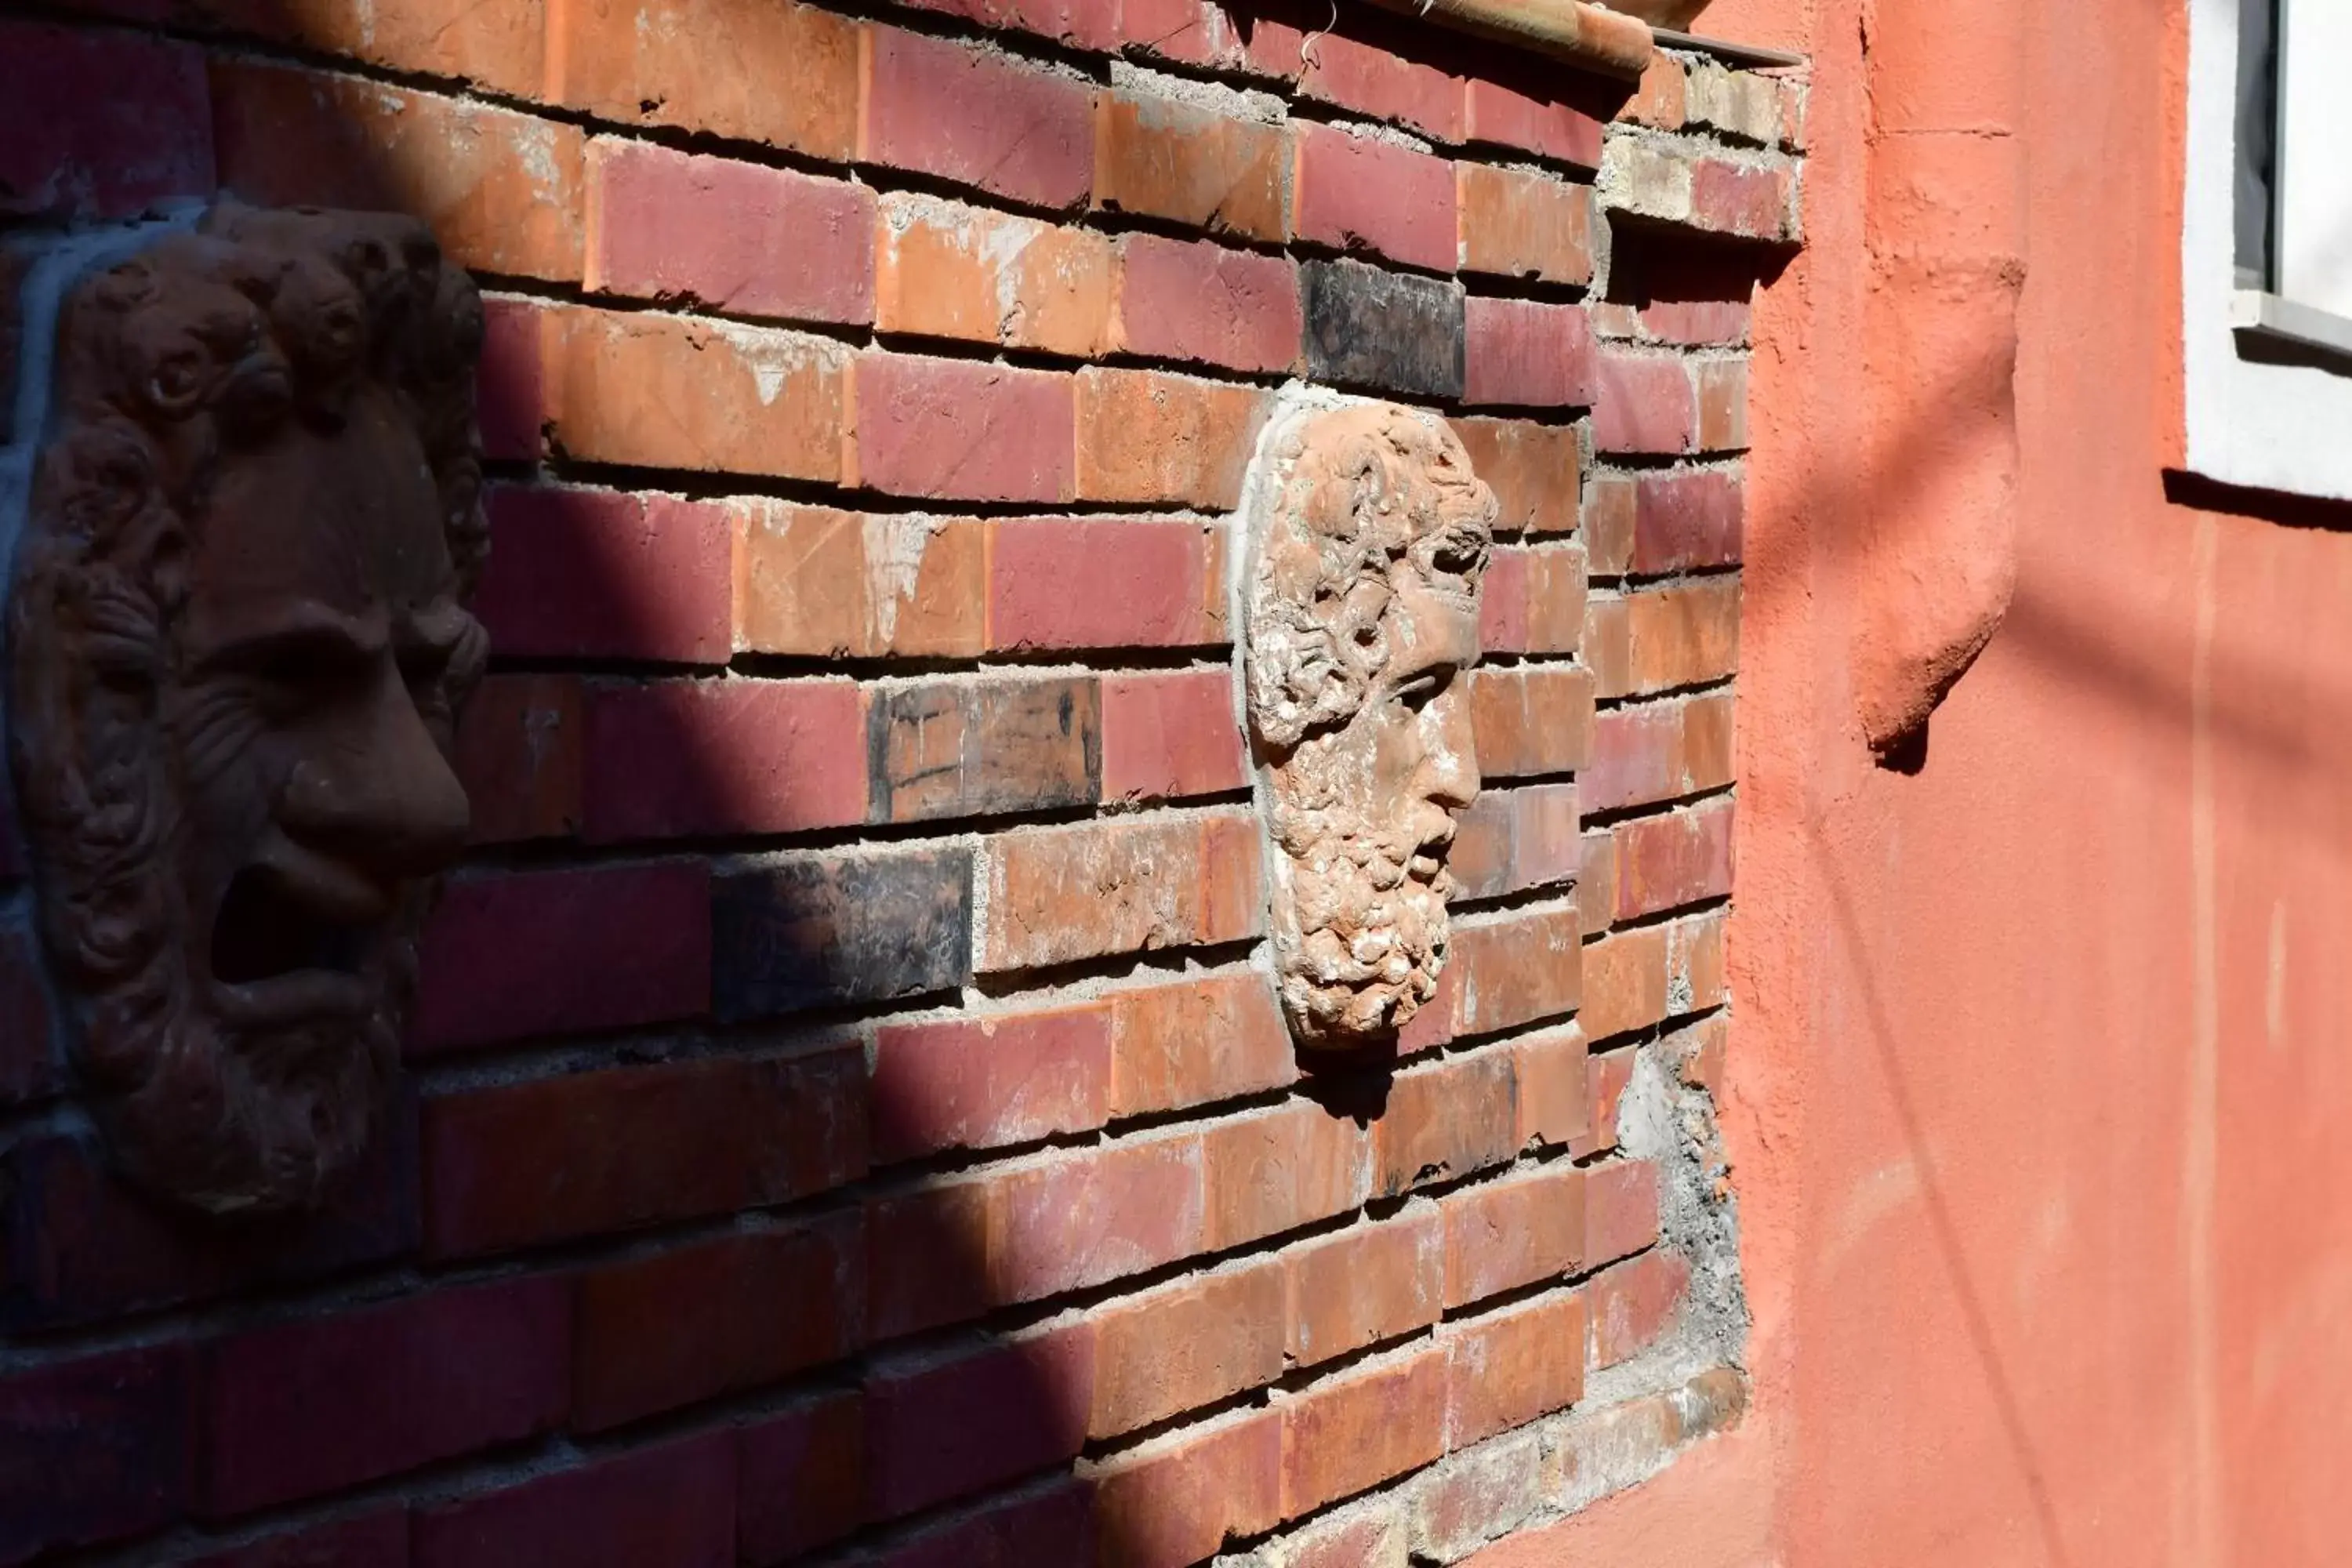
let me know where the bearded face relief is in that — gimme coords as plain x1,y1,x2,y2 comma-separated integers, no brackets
1243,402,1495,1050
6,204,488,1214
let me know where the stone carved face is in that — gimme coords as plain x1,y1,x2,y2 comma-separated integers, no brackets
1243,403,1495,1049
6,205,488,1214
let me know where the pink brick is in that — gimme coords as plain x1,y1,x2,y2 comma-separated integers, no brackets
872,1004,1112,1162
588,140,873,324
582,679,867,842
1267,27,1461,140
987,518,1218,650
864,27,1093,209
201,1279,569,1516
1462,76,1602,167
855,354,1075,503
1584,1159,1661,1266
0,21,212,220
413,862,711,1052
1102,670,1248,800
862,1325,1096,1519
1588,1249,1690,1368
1292,123,1457,274
1116,234,1299,373
1637,299,1751,345
1479,547,1530,653
415,1433,734,1568
1692,159,1788,239
476,487,732,665
1616,797,1735,919
1464,297,1594,408
990,1134,1206,1301
1632,469,1744,572
1593,352,1698,454
1584,701,1684,814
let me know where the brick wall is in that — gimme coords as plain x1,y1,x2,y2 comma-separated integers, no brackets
0,0,1798,1562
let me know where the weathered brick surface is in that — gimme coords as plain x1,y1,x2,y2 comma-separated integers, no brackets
738,1392,865,1563
1302,258,1466,398
735,503,985,659
1457,165,1593,285
415,1433,736,1568
978,811,1261,971
872,1004,1112,1161
1094,90,1290,242
1285,1206,1444,1365
1073,367,1268,507
875,194,1115,357
0,1345,192,1560
866,673,1099,825
551,0,862,157
1091,1410,1283,1568
864,27,1094,210
1279,1348,1447,1519
1115,234,1300,373
0,22,212,221
1441,1289,1585,1446
855,354,1076,503
1089,1261,1286,1437
713,848,975,1019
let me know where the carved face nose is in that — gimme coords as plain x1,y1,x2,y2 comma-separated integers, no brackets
1416,683,1480,812
278,658,470,884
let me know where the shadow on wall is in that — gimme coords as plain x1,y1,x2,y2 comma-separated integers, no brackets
0,0,1764,1562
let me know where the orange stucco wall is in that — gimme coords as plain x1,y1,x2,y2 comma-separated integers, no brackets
1483,0,2352,1562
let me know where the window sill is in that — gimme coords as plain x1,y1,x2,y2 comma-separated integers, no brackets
2230,290,2352,373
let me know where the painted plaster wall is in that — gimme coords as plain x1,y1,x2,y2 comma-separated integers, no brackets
1482,0,2352,1561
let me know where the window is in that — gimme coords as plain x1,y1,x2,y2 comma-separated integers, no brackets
2183,0,2352,499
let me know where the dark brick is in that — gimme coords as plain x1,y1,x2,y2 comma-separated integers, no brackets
201,1277,569,1516
0,914,62,1105
863,1325,1094,1519
0,1345,193,1563
867,675,1101,824
713,847,973,1022
414,1432,734,1568
1301,258,1464,399
737,1391,865,1565
0,21,213,220
867,1479,1094,1568
2,1113,417,1331
172,1512,409,1568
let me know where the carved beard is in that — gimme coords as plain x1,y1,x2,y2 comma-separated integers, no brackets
1267,789,1453,1048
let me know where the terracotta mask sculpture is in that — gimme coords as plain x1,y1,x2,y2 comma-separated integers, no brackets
6,204,488,1214
1242,401,1495,1049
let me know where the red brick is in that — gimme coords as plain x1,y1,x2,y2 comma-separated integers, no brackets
0,22,211,220
0,920,61,1105
477,487,731,665
987,518,1225,652
413,862,710,1054
201,1279,568,1516
895,0,1120,49
1464,297,1595,408
582,678,866,842
210,61,582,283
1075,367,1269,507
868,1479,1094,1568
588,140,873,325
863,1323,1096,1519
573,1215,861,1430
416,1432,733,1568
1578,827,1618,936
735,503,985,659
738,1392,865,1565
1462,76,1602,167
1585,1159,1661,1267
1094,89,1290,244
0,1345,192,1562
1203,1100,1370,1249
1262,26,1461,140
456,673,583,845
1691,158,1789,240
1102,669,1249,801
1635,299,1753,346
1373,1051,1517,1197
1477,547,1531,655
1285,1206,1444,1366
1091,1410,1283,1568
1116,234,1300,372
872,1004,1112,1162
854,354,1076,503
1625,53,1687,129
1627,576,1741,692
1674,906,1730,1011
1108,969,1293,1118
1277,1505,1410,1568
1449,417,1581,536
1615,797,1735,920
553,0,860,157
875,194,1115,357
540,305,848,480
1471,663,1594,779
1477,547,1587,659
1442,1166,1583,1308
978,811,1261,971
1588,1249,1689,1369
1570,1044,1635,1158
1632,469,1743,573
1116,0,1251,70
1512,1024,1590,1150
1584,699,1684,814
1457,165,1592,286
1450,904,1583,1036
1279,1349,1446,1518
866,1179,992,1341
1442,1290,1584,1446
1592,351,1698,455
989,1132,1206,1301
477,296,545,463
423,1047,866,1257
863,27,1093,209
175,1513,408,1568
1292,123,1457,274
1088,1261,1287,1439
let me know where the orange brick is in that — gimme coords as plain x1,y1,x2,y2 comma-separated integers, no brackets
1279,1349,1446,1519
1075,368,1269,508
1577,829,1617,937
1442,1289,1585,1447
1284,1206,1443,1367
1697,357,1750,452
1089,1261,1287,1439
1584,1160,1661,1268
1581,924,1668,1040
1090,1410,1283,1568
1626,577,1740,693
1624,53,1686,129
208,61,584,283
1450,417,1581,537
1671,907,1729,1012
989,1132,1207,1302
1510,1024,1589,1150
1582,473,1637,574
875,193,1114,357
551,0,860,160
1584,593,1632,700
1441,1166,1583,1308
977,811,1263,972
1684,691,1737,790
1094,89,1290,244
1449,905,1582,1037
1203,1100,1370,1250
1526,543,1589,655
1372,1051,1517,1198
1588,1249,1689,1369
732,503,984,659
1456,164,1593,286
537,304,846,480
1569,1044,1635,1160
194,0,543,96
1471,664,1593,779
1108,970,1294,1119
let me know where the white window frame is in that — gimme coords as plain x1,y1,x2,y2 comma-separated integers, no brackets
2183,0,2352,501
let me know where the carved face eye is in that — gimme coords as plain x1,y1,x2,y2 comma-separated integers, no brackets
1393,667,1451,715
148,349,209,415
